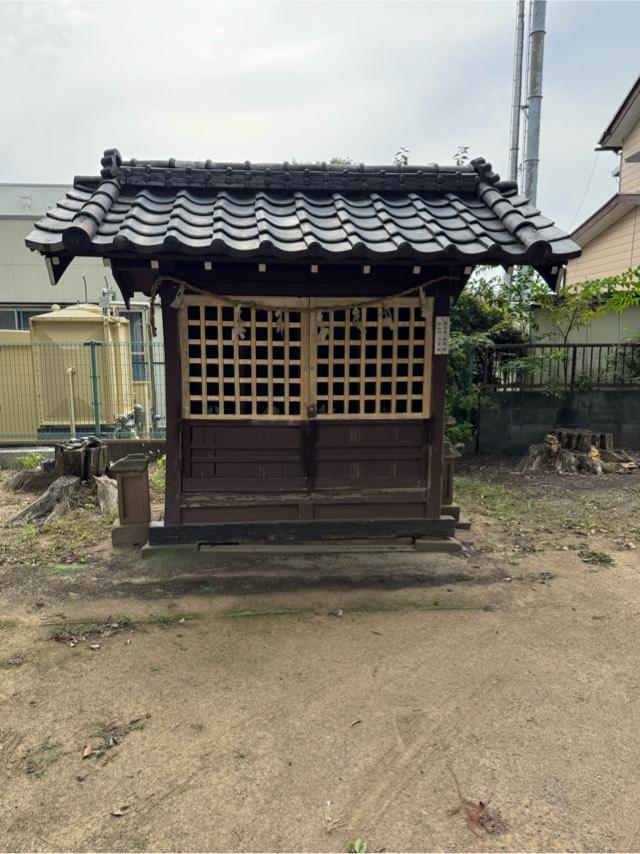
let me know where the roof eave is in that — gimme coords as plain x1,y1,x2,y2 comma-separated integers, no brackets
570,193,640,246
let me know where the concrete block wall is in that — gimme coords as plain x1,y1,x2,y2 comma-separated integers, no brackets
477,390,640,455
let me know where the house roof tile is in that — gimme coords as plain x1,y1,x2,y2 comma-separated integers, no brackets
25,149,580,267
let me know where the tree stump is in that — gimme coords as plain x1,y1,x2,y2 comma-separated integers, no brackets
520,429,636,475
93,475,118,518
5,476,82,527
54,437,108,481
7,469,56,493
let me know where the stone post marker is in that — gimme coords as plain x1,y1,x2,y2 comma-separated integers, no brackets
441,438,461,522
110,453,151,546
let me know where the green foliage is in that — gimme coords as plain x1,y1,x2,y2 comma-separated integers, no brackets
15,452,42,471
452,145,470,166
347,840,368,853
446,265,541,444
535,266,640,343
149,455,166,494
394,147,410,167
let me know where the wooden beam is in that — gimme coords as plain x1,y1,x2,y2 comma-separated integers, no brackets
148,516,456,545
425,285,451,518
161,291,183,525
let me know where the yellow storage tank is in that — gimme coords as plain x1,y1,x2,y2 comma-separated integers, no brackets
0,330,39,440
30,304,135,437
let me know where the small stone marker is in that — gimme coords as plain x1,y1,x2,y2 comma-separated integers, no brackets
110,453,151,546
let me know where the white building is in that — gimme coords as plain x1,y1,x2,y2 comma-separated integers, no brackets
0,182,161,346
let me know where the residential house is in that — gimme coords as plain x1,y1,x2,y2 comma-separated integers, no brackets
538,74,640,343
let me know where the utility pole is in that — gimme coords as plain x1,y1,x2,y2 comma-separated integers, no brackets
508,0,526,183
523,0,547,205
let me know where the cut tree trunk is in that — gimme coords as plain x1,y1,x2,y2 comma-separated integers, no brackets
93,475,118,517
520,429,637,475
5,475,82,527
7,469,56,493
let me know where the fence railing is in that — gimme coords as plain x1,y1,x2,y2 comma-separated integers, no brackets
479,342,640,391
0,340,166,443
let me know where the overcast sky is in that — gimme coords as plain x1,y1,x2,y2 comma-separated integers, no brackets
1,0,638,231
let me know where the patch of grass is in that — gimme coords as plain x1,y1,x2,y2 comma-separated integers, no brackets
0,511,111,567
455,477,525,521
0,619,17,631
347,840,368,853
48,563,89,575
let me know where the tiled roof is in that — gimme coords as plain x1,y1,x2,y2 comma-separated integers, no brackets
25,148,580,266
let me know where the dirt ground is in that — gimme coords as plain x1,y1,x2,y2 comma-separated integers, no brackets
1,458,640,853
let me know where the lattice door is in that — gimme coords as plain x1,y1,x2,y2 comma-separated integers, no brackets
311,298,432,418
181,297,306,419
181,295,432,420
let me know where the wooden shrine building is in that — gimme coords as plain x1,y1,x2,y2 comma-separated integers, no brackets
26,149,580,547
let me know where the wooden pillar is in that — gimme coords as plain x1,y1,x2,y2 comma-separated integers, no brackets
161,292,183,525
426,285,452,518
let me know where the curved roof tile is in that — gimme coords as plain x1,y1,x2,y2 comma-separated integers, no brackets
26,150,580,266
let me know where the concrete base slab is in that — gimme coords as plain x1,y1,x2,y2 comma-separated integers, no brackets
112,520,150,547
414,537,463,553
441,503,461,522
142,536,463,559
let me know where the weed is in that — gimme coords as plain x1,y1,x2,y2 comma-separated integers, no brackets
149,456,166,496
347,840,368,853
15,452,42,471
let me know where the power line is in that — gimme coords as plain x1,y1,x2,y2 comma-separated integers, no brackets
567,150,601,231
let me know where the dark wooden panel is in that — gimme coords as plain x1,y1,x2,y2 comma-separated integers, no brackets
311,501,427,520
314,419,428,488
182,504,301,524
149,516,456,545
183,419,306,492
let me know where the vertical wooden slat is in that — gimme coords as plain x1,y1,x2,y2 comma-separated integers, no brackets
390,305,398,412
233,309,241,415
359,310,366,415
267,309,274,416
304,301,314,418
250,307,257,415
328,309,335,414
198,305,207,411
375,306,383,415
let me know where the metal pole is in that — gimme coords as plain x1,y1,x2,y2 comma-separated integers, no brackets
508,0,526,183
66,367,76,439
84,341,102,437
523,0,547,205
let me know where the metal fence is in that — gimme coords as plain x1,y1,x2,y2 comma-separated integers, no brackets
479,342,640,391
0,340,166,443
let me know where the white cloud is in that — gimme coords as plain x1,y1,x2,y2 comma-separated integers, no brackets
0,0,638,231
